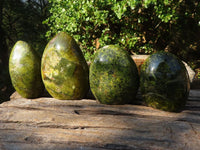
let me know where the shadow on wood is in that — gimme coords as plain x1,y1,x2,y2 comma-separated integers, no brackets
0,90,200,150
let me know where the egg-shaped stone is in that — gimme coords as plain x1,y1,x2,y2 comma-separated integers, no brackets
9,41,44,98
41,32,89,100
89,45,139,104
140,52,190,112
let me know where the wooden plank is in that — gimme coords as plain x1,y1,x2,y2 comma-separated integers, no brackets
0,90,200,150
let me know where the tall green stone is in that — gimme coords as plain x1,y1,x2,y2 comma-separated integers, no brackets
41,32,89,100
9,41,44,98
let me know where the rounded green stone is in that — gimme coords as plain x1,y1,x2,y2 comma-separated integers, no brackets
140,52,190,112
9,41,44,98
41,32,89,100
89,45,139,104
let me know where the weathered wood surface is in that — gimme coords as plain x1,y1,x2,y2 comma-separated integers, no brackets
0,90,200,150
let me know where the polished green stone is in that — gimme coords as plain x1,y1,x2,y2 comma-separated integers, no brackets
90,45,139,104
140,52,190,112
41,32,89,100
9,41,44,98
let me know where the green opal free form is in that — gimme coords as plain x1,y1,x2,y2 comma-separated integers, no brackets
9,41,44,98
90,45,139,104
41,32,89,100
140,52,190,112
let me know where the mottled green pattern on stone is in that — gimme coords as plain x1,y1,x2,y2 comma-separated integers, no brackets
90,45,139,104
41,32,89,100
140,52,190,112
9,41,44,98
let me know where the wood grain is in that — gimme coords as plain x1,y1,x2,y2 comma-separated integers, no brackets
0,90,200,150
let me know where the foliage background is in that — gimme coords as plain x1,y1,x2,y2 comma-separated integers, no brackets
44,0,200,67
0,0,200,102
